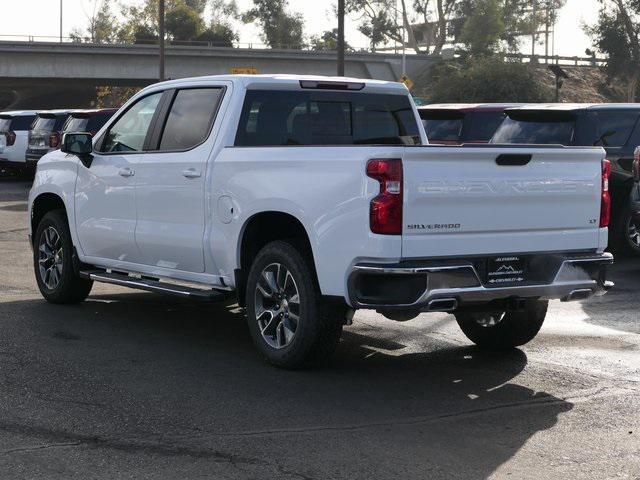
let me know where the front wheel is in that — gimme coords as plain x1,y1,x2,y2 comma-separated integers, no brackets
455,299,548,349
33,210,93,304
245,240,345,369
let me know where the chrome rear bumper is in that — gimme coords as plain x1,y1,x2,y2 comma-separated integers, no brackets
348,252,613,311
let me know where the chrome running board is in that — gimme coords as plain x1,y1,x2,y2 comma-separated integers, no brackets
79,270,231,302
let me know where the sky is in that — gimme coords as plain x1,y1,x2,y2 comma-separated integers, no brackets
2,0,600,57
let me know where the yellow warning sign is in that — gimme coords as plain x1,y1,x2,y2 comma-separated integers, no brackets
230,67,259,75
400,74,414,91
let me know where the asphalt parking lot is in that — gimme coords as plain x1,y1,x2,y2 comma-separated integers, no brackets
0,177,638,479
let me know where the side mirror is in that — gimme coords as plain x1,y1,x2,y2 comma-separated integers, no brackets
61,132,93,155
61,132,93,167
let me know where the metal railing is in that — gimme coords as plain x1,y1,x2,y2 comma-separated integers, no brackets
0,34,609,67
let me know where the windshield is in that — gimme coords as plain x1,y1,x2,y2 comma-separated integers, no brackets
0,118,10,132
491,114,575,145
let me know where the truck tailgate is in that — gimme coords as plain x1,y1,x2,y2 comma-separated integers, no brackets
401,146,605,258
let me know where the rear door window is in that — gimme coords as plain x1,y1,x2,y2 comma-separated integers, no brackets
491,113,576,145
235,90,421,146
591,111,640,147
158,88,224,151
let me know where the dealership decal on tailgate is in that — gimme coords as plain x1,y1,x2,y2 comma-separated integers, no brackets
486,256,526,285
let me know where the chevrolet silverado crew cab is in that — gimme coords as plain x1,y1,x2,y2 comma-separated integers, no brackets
28,75,613,368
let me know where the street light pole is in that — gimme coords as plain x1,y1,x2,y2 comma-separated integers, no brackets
159,0,165,81
60,0,63,43
337,0,345,76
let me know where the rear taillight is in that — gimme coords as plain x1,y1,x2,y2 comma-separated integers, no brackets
601,159,612,228
633,147,640,182
4,131,16,146
49,132,60,148
366,158,403,235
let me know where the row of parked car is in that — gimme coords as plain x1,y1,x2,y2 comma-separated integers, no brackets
0,108,116,176
418,103,640,257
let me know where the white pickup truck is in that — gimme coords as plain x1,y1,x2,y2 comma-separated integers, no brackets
28,74,613,368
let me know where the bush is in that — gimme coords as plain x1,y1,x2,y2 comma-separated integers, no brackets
423,57,554,103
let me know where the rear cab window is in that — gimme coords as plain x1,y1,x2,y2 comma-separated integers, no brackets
235,90,421,146
491,111,576,145
419,110,464,143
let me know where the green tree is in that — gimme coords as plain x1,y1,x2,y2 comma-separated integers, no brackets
242,0,306,49
310,28,353,51
345,0,459,53
69,0,119,44
165,0,204,41
454,0,566,55
587,0,640,101
425,56,553,102
198,0,239,46
458,0,504,56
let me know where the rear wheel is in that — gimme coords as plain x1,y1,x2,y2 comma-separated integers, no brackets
455,299,548,349
245,240,345,369
33,210,93,304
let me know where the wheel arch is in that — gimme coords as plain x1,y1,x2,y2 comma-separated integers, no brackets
30,192,68,245
235,211,318,307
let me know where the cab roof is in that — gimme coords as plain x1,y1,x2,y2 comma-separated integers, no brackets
145,74,408,94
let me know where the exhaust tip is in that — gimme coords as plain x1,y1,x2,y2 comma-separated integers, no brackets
562,289,594,302
427,298,458,312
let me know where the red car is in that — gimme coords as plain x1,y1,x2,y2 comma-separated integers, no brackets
418,104,523,145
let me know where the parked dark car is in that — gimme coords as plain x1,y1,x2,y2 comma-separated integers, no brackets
418,104,522,144
492,103,640,255
61,108,118,136
25,110,76,172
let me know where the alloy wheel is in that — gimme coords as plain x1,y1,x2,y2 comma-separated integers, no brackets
254,262,301,349
38,226,64,290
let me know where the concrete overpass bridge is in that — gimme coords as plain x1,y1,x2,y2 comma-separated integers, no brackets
0,41,439,109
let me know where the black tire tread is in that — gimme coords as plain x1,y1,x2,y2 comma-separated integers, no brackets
33,210,93,304
245,240,344,369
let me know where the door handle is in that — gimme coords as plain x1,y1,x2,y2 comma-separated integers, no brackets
182,168,202,179
118,167,135,177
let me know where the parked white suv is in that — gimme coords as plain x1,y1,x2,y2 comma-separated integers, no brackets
28,75,613,368
0,110,37,175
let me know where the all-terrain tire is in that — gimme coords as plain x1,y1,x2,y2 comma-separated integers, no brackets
245,240,345,369
33,210,93,304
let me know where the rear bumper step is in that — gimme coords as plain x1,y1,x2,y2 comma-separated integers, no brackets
79,270,232,302
348,252,613,310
